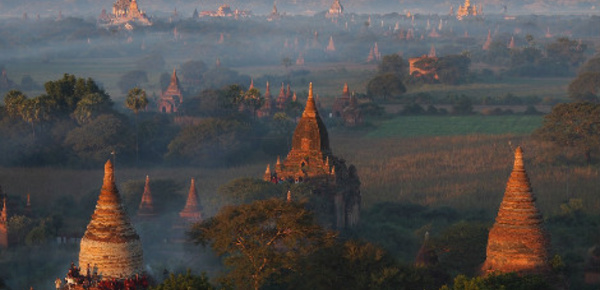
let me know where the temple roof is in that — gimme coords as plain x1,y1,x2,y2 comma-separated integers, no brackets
137,175,155,217
291,83,330,153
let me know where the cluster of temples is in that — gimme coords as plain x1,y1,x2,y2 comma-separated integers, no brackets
98,0,151,26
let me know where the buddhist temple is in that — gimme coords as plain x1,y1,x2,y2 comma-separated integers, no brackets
258,81,274,118
326,36,336,52
263,83,361,229
157,69,183,114
0,197,8,248
296,52,305,65
103,0,151,26
79,160,144,279
341,94,362,127
179,178,202,223
508,36,515,49
415,232,438,267
332,83,351,117
276,83,287,110
481,147,552,276
456,0,479,20
137,175,155,218
326,0,343,19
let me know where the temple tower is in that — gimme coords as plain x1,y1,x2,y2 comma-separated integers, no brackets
137,175,155,218
276,83,287,110
179,178,202,223
0,197,8,248
326,36,336,52
79,160,144,279
481,147,551,276
263,83,361,229
332,83,351,117
158,69,183,113
415,232,438,267
258,81,274,118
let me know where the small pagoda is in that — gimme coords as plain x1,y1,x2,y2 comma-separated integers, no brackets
157,69,183,113
137,175,155,218
481,147,552,276
179,178,202,223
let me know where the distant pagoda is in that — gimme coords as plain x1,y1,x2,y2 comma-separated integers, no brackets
137,175,155,218
179,178,202,223
481,147,551,276
158,69,183,113
79,160,144,279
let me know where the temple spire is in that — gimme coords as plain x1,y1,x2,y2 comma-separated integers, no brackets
79,160,143,279
303,82,318,118
180,178,202,223
138,175,155,217
481,146,551,276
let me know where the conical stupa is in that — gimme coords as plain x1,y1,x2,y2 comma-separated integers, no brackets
179,178,202,223
481,147,551,275
79,160,144,279
137,175,155,218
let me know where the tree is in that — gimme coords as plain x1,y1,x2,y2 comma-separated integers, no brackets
241,87,264,120
125,87,148,166
366,73,406,101
441,273,549,290
189,198,335,290
165,118,254,166
44,74,107,118
180,60,208,88
3,89,27,119
217,177,281,205
546,37,586,67
436,54,471,85
64,114,132,166
533,102,600,163
72,92,113,125
568,71,600,102
378,54,408,79
152,270,214,290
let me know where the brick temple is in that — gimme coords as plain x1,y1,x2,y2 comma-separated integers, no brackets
481,147,552,276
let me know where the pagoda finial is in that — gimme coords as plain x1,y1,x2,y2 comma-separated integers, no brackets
286,190,292,203
103,160,115,192
342,83,349,96
303,82,318,118
265,164,271,175
249,78,254,90
26,194,30,207
276,156,282,165
514,146,524,170
1,197,7,222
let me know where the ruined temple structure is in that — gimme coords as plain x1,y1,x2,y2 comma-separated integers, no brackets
325,36,336,52
481,147,552,276
409,54,439,80
326,0,344,19
415,232,438,267
341,94,362,127
483,30,492,50
263,83,361,229
158,69,183,113
275,83,288,110
179,178,202,223
137,175,155,218
257,81,274,118
0,197,8,248
332,83,351,118
456,0,481,20
79,160,144,279
100,0,151,26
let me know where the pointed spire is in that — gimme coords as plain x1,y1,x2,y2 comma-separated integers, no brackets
415,231,438,267
483,30,492,50
286,190,292,203
79,160,143,279
428,44,436,57
138,175,155,217
26,194,30,207
180,178,202,223
265,81,271,98
326,36,336,51
1,197,7,223
342,83,349,97
481,146,551,276
508,36,515,49
265,164,271,175
249,78,254,90
325,156,330,167
303,83,318,118
292,91,297,102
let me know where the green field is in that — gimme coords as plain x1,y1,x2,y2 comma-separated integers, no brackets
366,115,544,138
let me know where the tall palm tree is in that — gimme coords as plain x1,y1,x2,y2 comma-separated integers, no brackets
125,87,148,166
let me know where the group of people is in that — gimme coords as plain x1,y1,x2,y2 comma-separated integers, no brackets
57,262,149,290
